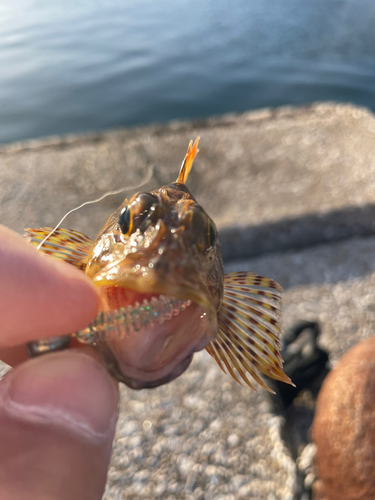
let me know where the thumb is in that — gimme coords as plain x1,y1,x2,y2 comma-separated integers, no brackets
0,351,119,500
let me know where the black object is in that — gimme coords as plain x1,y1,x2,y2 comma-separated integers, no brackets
119,206,131,234
265,321,330,412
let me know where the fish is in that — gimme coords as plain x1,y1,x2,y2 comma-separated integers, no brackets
25,138,292,391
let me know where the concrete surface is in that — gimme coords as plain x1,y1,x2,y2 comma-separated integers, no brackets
1,102,375,259
1,102,375,499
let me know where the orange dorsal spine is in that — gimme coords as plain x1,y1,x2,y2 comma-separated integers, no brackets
176,137,200,184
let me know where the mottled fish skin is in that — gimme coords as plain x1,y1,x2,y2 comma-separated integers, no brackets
25,139,292,391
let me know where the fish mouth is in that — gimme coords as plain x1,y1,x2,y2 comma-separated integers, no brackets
77,283,216,389
116,354,194,390
82,239,219,388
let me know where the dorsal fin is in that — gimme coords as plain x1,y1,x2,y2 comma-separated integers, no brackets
176,137,200,184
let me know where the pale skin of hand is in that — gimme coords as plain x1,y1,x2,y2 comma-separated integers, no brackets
0,225,119,500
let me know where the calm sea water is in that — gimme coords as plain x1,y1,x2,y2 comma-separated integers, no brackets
1,0,375,144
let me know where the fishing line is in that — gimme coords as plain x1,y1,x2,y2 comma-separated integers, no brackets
37,164,155,250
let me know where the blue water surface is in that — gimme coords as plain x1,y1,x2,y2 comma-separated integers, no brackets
0,0,375,144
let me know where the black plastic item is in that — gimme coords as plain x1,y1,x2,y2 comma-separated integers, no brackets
264,321,330,413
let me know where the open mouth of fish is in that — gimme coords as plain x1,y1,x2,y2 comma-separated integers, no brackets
74,283,214,389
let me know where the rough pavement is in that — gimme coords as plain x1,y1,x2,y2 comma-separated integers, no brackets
1,102,375,499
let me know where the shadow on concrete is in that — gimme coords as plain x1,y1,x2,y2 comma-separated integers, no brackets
222,203,375,291
220,202,375,262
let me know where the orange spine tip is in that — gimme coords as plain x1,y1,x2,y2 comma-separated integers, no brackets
176,137,200,184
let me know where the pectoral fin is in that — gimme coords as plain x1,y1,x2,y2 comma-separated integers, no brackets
205,271,293,392
24,227,93,270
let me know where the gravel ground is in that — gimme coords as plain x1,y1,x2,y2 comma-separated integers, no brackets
1,103,375,499
108,360,295,500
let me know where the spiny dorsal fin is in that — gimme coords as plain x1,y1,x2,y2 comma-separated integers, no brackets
24,227,93,270
205,271,293,392
176,137,200,184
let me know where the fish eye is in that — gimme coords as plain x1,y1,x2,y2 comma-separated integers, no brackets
118,193,160,236
119,206,131,235
132,193,159,230
134,193,158,217
189,206,217,253
118,194,159,236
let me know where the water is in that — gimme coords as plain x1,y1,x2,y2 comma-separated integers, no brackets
1,0,375,144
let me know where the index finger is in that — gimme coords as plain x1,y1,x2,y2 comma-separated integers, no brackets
0,226,100,348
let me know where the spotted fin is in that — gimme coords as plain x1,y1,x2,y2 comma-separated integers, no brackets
205,271,292,392
24,227,93,270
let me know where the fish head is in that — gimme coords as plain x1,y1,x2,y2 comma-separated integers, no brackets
85,140,224,388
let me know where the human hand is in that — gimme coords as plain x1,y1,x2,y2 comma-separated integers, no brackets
0,225,119,500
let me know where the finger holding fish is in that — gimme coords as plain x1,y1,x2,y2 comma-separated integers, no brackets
0,225,99,361
0,233,118,499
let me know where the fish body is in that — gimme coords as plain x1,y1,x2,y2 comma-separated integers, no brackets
26,139,291,391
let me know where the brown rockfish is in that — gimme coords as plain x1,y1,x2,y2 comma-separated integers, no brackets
26,139,291,391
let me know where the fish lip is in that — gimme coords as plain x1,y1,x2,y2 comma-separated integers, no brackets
88,249,217,316
119,354,194,390
90,301,215,388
